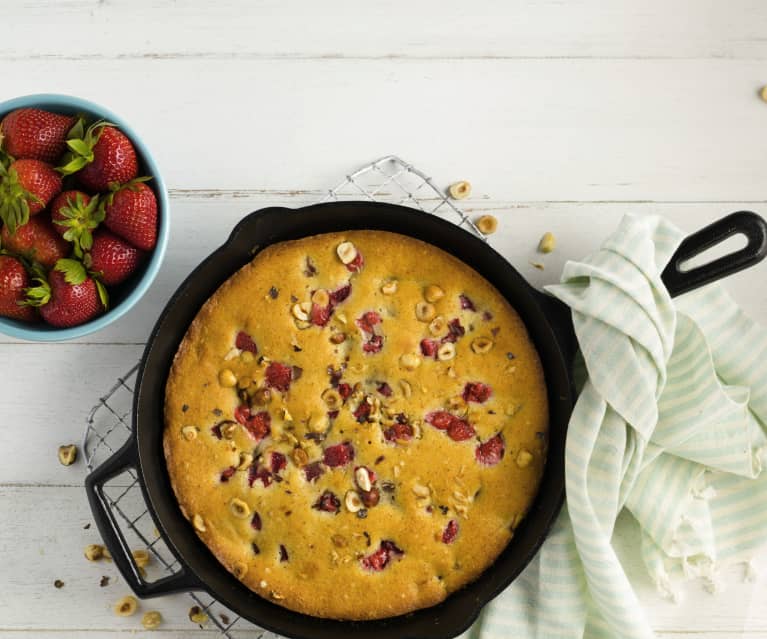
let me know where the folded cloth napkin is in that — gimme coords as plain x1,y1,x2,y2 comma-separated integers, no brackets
464,214,767,639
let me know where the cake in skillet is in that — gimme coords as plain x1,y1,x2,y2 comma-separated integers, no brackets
164,230,548,620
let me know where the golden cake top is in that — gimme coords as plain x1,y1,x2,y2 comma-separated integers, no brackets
164,230,548,620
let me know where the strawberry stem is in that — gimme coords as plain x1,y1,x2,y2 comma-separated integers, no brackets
56,120,114,176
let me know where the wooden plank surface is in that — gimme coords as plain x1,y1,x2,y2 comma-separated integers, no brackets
1,58,765,200
2,0,767,60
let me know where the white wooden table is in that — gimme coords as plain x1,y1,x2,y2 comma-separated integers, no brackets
1,1,766,637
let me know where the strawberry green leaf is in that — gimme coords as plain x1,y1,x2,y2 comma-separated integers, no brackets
55,258,88,286
0,166,32,233
56,155,90,176
67,116,85,141
95,279,109,310
24,277,51,307
80,229,93,251
66,138,92,158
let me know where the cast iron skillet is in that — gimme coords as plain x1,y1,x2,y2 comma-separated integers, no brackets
86,202,767,639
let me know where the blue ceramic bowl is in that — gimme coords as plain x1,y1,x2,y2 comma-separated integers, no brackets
0,94,169,341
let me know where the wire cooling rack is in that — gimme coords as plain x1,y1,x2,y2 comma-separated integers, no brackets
82,155,484,638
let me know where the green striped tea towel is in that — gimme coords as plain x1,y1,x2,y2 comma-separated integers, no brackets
465,214,767,639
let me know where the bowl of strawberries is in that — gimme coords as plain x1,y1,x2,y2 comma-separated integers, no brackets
0,94,169,341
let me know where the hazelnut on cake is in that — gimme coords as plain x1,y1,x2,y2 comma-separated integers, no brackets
164,230,548,620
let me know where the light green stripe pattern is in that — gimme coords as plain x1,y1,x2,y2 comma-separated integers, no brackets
462,214,767,639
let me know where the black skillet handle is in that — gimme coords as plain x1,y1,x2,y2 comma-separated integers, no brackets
661,211,767,298
84,440,201,598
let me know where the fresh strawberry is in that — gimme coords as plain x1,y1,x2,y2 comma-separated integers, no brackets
50,190,104,254
58,122,138,192
1,217,69,268
0,159,62,232
102,180,158,251
0,255,36,321
87,230,144,286
0,108,77,163
25,258,108,328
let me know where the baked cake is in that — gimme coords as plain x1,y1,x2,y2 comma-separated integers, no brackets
164,230,548,620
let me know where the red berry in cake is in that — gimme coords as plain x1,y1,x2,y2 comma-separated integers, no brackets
447,418,476,441
361,540,403,571
59,122,139,192
442,519,459,544
265,361,293,392
0,108,77,163
220,466,236,482
463,382,492,404
425,411,454,431
251,512,262,531
420,339,439,358
323,441,354,468
338,383,352,401
235,331,258,353
383,421,414,443
25,258,108,328
248,462,273,487
442,318,465,343
376,382,393,397
102,180,158,250
356,311,381,333
346,251,364,272
329,282,351,305
1,216,69,269
0,159,62,232
362,334,383,353
88,230,144,286
0,255,37,322
476,434,505,466
425,411,476,441
310,302,331,327
353,400,372,423
242,411,271,442
459,294,476,311
234,405,251,425
303,461,325,483
313,491,341,513
270,451,287,474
